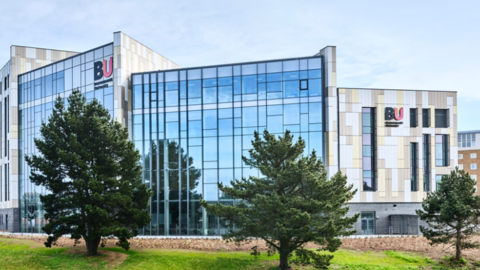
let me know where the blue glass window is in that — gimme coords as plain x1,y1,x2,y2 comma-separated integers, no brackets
203,110,217,129
267,73,282,82
218,77,232,86
218,86,232,103
267,82,282,93
166,91,178,106
188,121,202,137
284,80,299,98
219,119,233,136
267,116,282,133
308,69,321,79
219,137,233,168
242,107,257,127
283,71,299,80
204,137,217,161
165,123,178,141
203,79,217,87
203,87,217,104
133,85,142,109
242,75,257,94
215,109,230,119
188,80,202,98
258,83,266,100
309,103,322,123
267,105,282,115
284,104,300,125
309,79,322,96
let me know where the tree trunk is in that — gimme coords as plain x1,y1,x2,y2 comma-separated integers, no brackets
84,237,101,256
279,252,289,270
455,229,462,261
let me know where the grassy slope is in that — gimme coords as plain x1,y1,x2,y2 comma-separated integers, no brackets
0,237,434,270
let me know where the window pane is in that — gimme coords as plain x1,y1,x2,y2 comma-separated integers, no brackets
203,87,217,104
242,75,257,94
284,80,299,98
203,110,217,129
166,91,178,106
284,104,300,125
242,107,257,127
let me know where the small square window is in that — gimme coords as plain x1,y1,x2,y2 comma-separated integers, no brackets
300,79,308,90
459,164,464,170
471,175,477,181
471,153,477,159
471,164,477,170
459,154,463,159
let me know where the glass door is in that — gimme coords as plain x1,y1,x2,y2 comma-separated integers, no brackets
361,212,375,235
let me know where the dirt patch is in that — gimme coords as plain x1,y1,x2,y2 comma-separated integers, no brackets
63,247,128,268
340,236,480,261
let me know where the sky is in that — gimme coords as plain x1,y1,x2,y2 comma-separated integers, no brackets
0,0,478,131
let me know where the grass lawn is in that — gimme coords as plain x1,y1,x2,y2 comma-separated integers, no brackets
0,237,435,269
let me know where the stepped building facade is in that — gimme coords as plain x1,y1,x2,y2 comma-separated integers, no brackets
0,32,457,235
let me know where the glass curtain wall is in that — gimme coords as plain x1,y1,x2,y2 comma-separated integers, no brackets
132,57,324,235
17,44,114,233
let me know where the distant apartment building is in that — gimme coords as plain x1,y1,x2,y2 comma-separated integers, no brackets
457,130,479,194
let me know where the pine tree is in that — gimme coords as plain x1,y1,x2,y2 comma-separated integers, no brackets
201,130,358,269
25,89,152,256
416,168,480,261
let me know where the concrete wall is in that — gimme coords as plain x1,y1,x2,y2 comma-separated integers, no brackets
0,208,19,232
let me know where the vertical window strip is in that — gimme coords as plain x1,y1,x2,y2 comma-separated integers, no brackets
362,107,376,191
423,135,430,191
411,143,418,191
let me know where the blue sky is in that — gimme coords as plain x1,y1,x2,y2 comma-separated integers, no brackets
0,0,478,131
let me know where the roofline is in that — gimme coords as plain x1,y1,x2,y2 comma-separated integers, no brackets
458,130,480,134
113,31,181,68
18,42,114,76
131,55,323,75
11,45,79,54
338,87,456,93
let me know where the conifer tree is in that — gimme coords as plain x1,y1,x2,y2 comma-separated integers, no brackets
416,168,480,261
25,89,152,256
201,130,358,269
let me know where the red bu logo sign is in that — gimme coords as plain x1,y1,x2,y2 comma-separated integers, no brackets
94,57,113,80
385,107,403,121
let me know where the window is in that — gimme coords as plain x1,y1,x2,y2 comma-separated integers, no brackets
411,143,418,191
459,154,463,159
459,164,464,170
361,212,376,235
435,135,449,167
422,108,430,127
300,79,308,90
471,164,477,170
472,175,477,181
435,109,449,128
410,108,417,127
471,153,477,159
362,108,376,191
436,175,444,190
423,135,430,191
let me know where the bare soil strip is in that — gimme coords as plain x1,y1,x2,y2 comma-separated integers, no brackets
3,234,480,261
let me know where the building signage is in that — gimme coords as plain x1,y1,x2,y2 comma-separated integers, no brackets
94,57,113,81
94,57,113,89
385,107,403,127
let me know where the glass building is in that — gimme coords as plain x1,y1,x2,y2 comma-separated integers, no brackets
17,43,115,232
131,57,325,235
0,33,457,236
